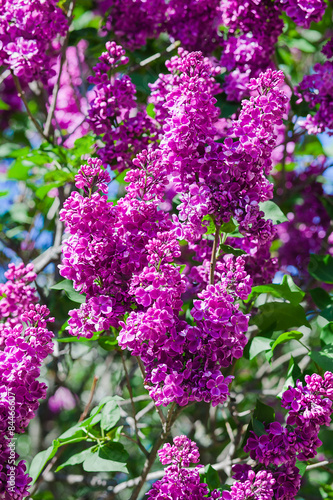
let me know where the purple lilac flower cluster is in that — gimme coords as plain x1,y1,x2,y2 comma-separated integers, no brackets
220,0,326,101
87,41,156,171
164,0,222,53
0,0,68,83
0,264,54,499
296,39,333,136
147,435,222,499
241,372,333,499
60,51,288,407
222,469,275,500
279,0,327,27
97,0,165,50
220,0,283,101
276,161,333,278
154,54,288,245
0,263,38,349
97,0,327,57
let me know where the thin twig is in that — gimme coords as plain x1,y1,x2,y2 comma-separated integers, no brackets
78,375,99,422
11,72,50,142
120,352,149,457
44,0,75,138
136,356,166,425
210,224,220,285
0,69,10,86
128,403,176,500
129,41,181,74
29,376,99,497
306,459,333,470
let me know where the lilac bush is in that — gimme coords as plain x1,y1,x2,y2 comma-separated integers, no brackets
0,1,333,499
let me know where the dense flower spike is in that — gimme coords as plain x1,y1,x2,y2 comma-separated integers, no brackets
242,371,333,500
0,0,68,83
165,0,222,53
0,263,38,348
97,0,165,50
0,265,54,499
147,436,222,499
276,161,333,277
296,39,333,135
220,0,283,100
222,469,275,500
279,0,327,27
49,40,90,148
88,41,156,171
61,52,288,408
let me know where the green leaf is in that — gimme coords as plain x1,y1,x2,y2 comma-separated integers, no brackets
82,442,128,473
252,275,305,306
289,38,316,53
7,161,31,180
146,103,156,118
100,401,121,432
56,449,92,472
308,254,333,284
295,460,307,476
258,201,288,225
220,218,237,233
320,322,333,346
255,302,310,332
271,331,304,351
219,244,246,257
252,418,266,437
202,215,216,235
35,181,63,200
0,191,9,197
310,345,333,372
295,135,324,157
249,337,273,360
279,356,302,395
51,279,86,303
320,306,333,322
0,99,10,110
58,425,85,442
310,288,332,310
28,440,59,485
51,279,77,292
200,465,220,490
98,336,118,351
320,196,333,220
57,331,101,343
253,400,275,425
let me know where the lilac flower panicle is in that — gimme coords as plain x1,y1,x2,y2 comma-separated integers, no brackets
0,0,68,83
147,436,222,499
88,41,156,171
0,264,54,499
242,371,333,500
296,39,333,136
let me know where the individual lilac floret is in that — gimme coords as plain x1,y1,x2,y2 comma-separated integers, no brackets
147,436,222,499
